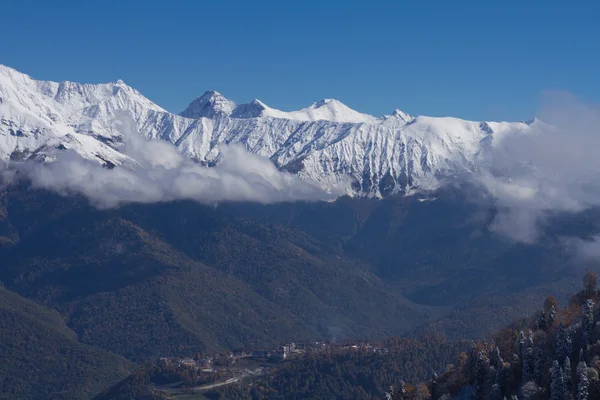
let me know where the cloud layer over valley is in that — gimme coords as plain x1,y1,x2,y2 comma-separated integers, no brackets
4,115,348,208
473,92,600,250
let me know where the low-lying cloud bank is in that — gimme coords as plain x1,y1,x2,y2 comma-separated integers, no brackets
474,91,600,252
5,115,348,208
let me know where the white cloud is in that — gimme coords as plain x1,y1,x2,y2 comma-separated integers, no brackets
13,113,348,208
473,91,600,245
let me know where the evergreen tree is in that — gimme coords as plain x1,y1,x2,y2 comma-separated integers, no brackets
496,360,505,382
516,330,525,360
385,381,406,400
551,360,565,400
489,383,502,400
577,364,589,400
474,351,488,392
521,381,541,399
533,348,544,384
583,299,595,342
399,380,406,396
489,346,503,370
523,347,534,384
468,344,478,381
525,330,534,349
431,373,438,399
548,305,557,328
556,323,573,363
564,357,573,393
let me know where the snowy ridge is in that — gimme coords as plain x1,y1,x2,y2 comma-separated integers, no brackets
181,91,378,123
0,65,535,197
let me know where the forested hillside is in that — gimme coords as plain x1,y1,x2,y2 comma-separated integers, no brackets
100,272,600,400
94,335,470,400
386,271,600,399
0,285,133,400
1,183,599,399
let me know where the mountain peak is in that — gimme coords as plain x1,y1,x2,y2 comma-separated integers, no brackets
230,99,267,118
292,98,376,123
199,90,225,100
384,108,413,123
251,99,267,107
1,64,536,199
312,98,338,107
180,90,236,119
0,64,31,84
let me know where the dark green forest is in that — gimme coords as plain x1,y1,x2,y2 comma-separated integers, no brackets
0,285,133,400
97,272,600,400
1,184,599,399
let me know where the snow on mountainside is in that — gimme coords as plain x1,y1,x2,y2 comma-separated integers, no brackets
0,65,535,197
182,91,377,123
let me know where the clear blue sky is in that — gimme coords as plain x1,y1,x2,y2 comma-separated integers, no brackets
2,0,599,121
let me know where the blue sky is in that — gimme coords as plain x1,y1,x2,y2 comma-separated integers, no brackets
2,0,599,121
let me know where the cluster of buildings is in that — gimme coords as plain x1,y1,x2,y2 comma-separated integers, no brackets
250,342,306,360
159,355,215,372
159,340,391,373
248,340,389,360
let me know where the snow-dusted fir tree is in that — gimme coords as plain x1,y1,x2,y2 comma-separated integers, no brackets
551,360,565,400
565,357,573,393
548,305,557,328
533,347,544,384
489,346,503,370
583,299,595,341
385,381,406,400
474,351,488,392
521,381,541,399
516,330,525,360
468,344,478,380
577,364,589,400
556,323,573,363
489,383,502,400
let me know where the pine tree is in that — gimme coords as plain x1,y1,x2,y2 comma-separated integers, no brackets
516,330,525,360
431,373,438,399
474,351,488,392
533,348,544,384
583,299,595,342
525,330,534,349
564,357,573,393
385,381,406,400
548,305,557,328
489,383,502,400
468,344,478,381
577,364,589,400
523,347,534,384
556,323,573,363
489,346,503,370
551,360,565,400
496,360,505,391
398,381,406,398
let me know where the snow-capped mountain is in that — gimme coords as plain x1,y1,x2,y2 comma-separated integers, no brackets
0,65,536,197
181,91,377,123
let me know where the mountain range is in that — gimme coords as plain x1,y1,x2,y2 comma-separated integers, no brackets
0,65,540,197
1,64,596,399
